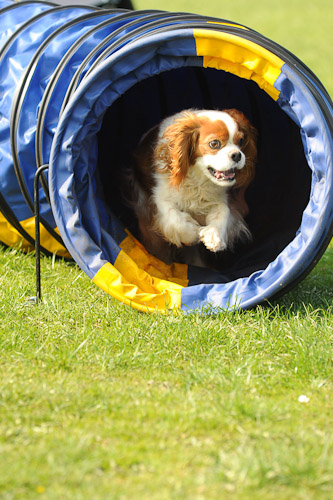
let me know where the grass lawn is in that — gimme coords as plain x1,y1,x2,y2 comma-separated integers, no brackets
1,0,333,499
0,243,332,499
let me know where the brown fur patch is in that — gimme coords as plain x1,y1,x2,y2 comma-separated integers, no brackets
196,117,230,156
156,111,201,188
224,108,258,190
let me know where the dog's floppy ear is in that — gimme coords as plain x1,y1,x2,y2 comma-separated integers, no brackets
224,108,257,190
156,111,201,187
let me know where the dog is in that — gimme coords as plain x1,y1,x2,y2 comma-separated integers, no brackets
129,108,257,266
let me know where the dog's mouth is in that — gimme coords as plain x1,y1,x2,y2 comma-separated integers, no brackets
208,167,236,182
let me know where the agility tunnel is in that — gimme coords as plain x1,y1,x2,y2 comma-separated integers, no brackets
0,0,332,312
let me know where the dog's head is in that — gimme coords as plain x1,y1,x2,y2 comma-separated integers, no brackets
157,109,257,189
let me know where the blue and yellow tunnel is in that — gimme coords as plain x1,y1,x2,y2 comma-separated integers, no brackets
0,0,332,312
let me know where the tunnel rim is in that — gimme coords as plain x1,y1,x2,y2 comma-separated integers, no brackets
48,24,333,311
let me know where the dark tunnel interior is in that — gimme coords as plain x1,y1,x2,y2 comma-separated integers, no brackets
97,66,311,284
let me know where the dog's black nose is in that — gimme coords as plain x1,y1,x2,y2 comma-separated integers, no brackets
231,151,242,163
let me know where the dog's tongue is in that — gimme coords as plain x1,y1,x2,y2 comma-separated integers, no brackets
216,169,234,180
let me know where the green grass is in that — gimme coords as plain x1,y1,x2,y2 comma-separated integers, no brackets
0,240,332,499
1,0,333,498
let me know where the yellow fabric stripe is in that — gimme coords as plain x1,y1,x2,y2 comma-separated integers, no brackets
120,230,188,286
0,211,34,251
20,217,70,258
194,29,284,101
92,257,183,313
92,231,185,312
0,211,70,257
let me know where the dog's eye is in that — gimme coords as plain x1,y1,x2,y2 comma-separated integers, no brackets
238,137,244,147
209,140,222,150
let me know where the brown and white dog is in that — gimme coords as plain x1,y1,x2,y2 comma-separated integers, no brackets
129,108,257,265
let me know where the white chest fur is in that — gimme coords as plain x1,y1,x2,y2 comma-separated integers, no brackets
153,166,228,219
151,167,230,250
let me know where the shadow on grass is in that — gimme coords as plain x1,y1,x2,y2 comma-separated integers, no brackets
269,246,333,314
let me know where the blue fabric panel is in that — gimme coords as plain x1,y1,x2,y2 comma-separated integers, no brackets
181,63,333,311
40,12,156,169
0,1,53,50
65,14,201,91
274,65,333,279
14,11,119,228
0,1,13,8
0,4,93,222
49,30,198,278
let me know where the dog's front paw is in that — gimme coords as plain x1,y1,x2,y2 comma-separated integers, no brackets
199,226,227,252
180,219,200,246
163,212,200,247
